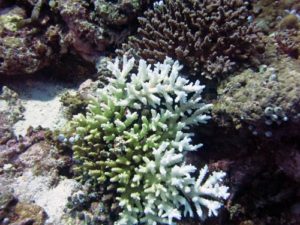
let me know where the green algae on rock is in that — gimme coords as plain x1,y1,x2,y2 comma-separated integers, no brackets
60,92,88,120
0,0,153,76
0,13,23,33
213,58,300,139
0,4,61,76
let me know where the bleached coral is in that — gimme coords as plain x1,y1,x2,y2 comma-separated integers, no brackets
68,56,229,224
117,143,229,225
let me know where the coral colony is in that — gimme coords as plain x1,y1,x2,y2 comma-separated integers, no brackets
66,56,229,224
121,0,264,78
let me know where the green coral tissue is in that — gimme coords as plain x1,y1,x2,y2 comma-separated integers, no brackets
67,56,229,224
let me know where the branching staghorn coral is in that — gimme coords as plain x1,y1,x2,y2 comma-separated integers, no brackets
119,0,264,79
67,56,229,224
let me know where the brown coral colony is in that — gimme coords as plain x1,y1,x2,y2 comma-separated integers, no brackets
127,0,265,79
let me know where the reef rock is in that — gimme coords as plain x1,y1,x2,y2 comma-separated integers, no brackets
49,0,153,61
213,58,300,140
0,130,80,225
0,0,153,76
0,5,60,76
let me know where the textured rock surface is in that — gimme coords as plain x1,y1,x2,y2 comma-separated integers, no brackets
0,0,153,76
0,86,23,143
254,0,300,33
0,5,60,76
0,130,78,225
0,190,48,225
275,29,300,59
48,0,154,61
213,57,300,139
10,202,47,225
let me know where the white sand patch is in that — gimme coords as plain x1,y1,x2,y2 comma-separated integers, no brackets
12,170,81,225
12,80,75,136
0,100,9,111
12,170,53,201
35,179,81,224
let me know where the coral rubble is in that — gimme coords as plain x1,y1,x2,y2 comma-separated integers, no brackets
275,30,300,59
50,0,154,61
254,0,300,33
120,0,264,78
0,0,154,76
0,129,77,225
0,5,59,76
66,56,229,224
0,86,24,143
